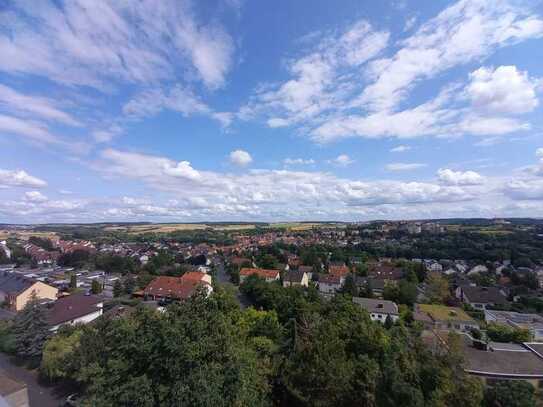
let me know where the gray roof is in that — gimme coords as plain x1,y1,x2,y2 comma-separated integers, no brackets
284,270,306,283
460,335,543,377
461,285,508,305
0,272,34,295
352,297,398,315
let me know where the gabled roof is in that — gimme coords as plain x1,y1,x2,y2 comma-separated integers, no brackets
353,297,399,315
284,270,306,283
48,293,103,326
461,285,508,305
144,275,209,300
240,268,280,279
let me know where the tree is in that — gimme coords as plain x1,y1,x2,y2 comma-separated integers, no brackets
71,293,270,406
426,272,450,304
487,323,532,343
13,295,50,359
483,380,536,407
91,279,102,295
113,280,123,298
397,280,418,306
340,274,358,296
384,315,394,329
69,273,77,291
124,275,136,295
41,327,82,380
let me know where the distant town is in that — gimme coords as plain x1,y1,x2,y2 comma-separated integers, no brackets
0,218,542,405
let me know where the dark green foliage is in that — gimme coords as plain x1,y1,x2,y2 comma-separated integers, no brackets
123,275,136,294
69,273,77,290
95,253,137,275
72,293,270,406
90,279,102,294
0,321,16,354
483,380,536,407
13,296,50,358
486,323,532,343
113,280,123,297
57,249,91,268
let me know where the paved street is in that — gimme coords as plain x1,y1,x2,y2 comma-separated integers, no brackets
213,259,250,309
0,353,68,407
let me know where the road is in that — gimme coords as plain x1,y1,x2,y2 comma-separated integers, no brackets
213,259,250,309
0,353,68,407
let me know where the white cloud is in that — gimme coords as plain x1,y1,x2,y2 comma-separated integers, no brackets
0,169,47,188
437,168,485,186
360,0,543,112
163,161,201,180
390,145,411,153
466,65,539,114
330,154,354,167
386,162,427,171
24,191,48,202
0,84,80,126
0,0,235,89
536,148,543,158
229,150,253,167
283,158,315,165
241,19,389,127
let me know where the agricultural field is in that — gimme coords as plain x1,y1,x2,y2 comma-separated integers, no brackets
103,223,256,234
0,229,58,241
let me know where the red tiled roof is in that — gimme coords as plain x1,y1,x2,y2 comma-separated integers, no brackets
144,276,207,300
329,265,349,277
180,272,209,283
240,268,279,279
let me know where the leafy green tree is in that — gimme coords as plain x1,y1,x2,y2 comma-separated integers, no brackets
487,323,532,343
41,327,82,380
113,280,123,298
69,273,77,291
71,292,270,406
483,380,536,407
124,275,136,294
91,279,102,294
397,280,418,306
340,274,358,296
13,295,50,359
426,272,450,304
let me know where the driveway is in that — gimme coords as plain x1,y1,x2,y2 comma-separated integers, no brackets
0,353,69,407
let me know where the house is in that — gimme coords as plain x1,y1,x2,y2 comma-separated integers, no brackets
352,297,399,323
429,331,543,390
283,270,309,287
239,268,280,283
456,285,508,310
328,264,350,277
355,277,385,298
367,263,403,281
0,272,58,311
48,293,104,332
484,309,543,341
415,304,479,332
318,274,344,295
144,272,213,301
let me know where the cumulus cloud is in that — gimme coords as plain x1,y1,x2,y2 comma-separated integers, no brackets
360,0,543,112
330,154,354,167
437,168,485,186
537,148,543,158
0,169,47,188
24,191,48,202
386,162,427,171
229,150,253,167
163,161,201,180
466,65,539,114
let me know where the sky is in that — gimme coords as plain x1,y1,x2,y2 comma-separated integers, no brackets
0,0,543,223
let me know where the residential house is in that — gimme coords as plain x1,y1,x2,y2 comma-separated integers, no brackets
318,274,344,295
355,277,385,298
0,272,58,311
328,264,350,277
415,304,479,332
48,293,104,332
352,297,399,323
283,270,309,288
144,272,213,301
239,268,280,283
484,309,543,341
456,285,508,310
367,263,403,281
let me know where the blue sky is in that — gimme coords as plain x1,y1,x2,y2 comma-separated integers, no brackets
1,0,543,223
